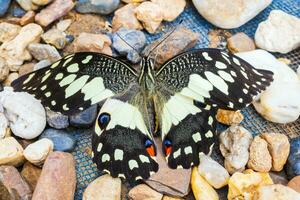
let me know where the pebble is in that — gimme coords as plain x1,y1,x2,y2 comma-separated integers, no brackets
83,175,121,200
191,167,219,200
152,0,186,21
227,32,256,53
216,109,244,125
0,0,11,17
35,0,75,27
39,128,76,152
135,2,164,33
16,0,38,11
143,28,199,67
24,138,53,166
33,59,52,71
112,4,142,32
0,112,10,139
21,162,42,191
0,23,43,67
261,133,290,172
76,0,120,15
42,28,68,49
0,89,46,139
0,57,9,82
192,0,272,29
255,184,300,200
28,43,61,62
163,197,182,200
32,0,53,6
56,19,72,32
0,22,21,43
3,72,19,86
18,62,35,76
0,137,24,166
227,169,273,200
32,152,76,200
288,176,300,193
197,154,230,189
247,135,272,172
236,50,300,123
287,137,300,178
255,10,300,54
128,184,163,200
46,109,69,129
71,32,112,55
219,125,253,174
0,165,32,200
112,28,146,63
20,11,35,26
12,4,26,17
70,105,98,128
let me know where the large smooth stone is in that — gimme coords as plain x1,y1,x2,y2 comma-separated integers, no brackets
69,105,98,128
0,137,24,166
32,152,76,200
192,0,272,29
255,10,300,54
0,0,11,16
76,0,120,15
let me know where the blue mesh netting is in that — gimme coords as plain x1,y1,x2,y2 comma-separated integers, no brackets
72,1,300,199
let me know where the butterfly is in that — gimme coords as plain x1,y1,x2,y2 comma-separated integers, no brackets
12,48,273,183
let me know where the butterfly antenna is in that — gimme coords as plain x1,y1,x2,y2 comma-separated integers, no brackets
115,32,142,58
146,19,184,58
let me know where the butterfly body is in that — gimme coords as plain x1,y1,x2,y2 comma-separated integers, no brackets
12,48,273,182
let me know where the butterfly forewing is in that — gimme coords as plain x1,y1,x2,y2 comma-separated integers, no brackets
12,52,138,115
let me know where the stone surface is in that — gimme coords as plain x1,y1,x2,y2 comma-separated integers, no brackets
0,22,21,43
42,28,68,49
0,89,46,139
247,135,272,172
0,57,9,82
219,125,253,174
255,184,300,200
0,165,32,200
192,0,272,29
24,138,53,166
151,0,186,21
0,137,24,166
71,32,112,55
143,28,199,67
135,2,163,33
0,112,10,139
0,23,43,67
39,128,76,152
228,169,273,200
56,19,72,32
237,50,300,123
162,197,183,200
46,109,69,129
112,28,146,63
0,0,11,16
83,175,121,200
191,167,219,200
128,184,163,200
21,162,42,191
261,133,290,172
18,62,35,76
35,0,75,27
255,10,300,54
28,43,61,62
286,137,300,179
216,109,244,125
76,0,120,15
32,0,53,6
197,154,229,189
112,4,142,32
69,105,98,128
32,152,76,200
16,0,38,11
20,11,35,26
269,171,289,185
12,4,26,17
3,72,19,86
288,176,300,193
33,59,51,70
227,32,256,53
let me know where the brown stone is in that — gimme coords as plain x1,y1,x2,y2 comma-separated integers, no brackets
216,109,244,125
143,28,199,68
20,11,36,26
32,151,76,200
128,184,163,200
227,32,256,53
0,165,32,200
21,162,42,191
288,176,300,193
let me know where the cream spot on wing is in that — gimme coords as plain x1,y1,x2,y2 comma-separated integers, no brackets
192,132,202,143
230,70,237,77
184,146,193,155
65,75,89,98
202,52,212,61
239,98,243,103
50,61,60,69
205,130,213,138
41,85,47,90
118,174,125,179
128,160,139,170
67,63,79,73
91,89,114,104
228,101,234,108
41,73,51,83
215,61,227,69
63,57,73,67
135,176,143,181
218,70,234,82
243,88,248,94
82,77,105,101
51,100,56,106
82,55,93,64
102,154,110,162
55,73,64,80
188,74,213,98
233,57,241,65
208,116,213,125
173,148,181,159
139,155,150,163
63,104,69,111
114,149,124,160
45,92,51,97
59,74,77,87
97,143,103,152
241,71,248,79
205,71,229,95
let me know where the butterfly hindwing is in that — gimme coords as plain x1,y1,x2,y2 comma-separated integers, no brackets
12,52,138,115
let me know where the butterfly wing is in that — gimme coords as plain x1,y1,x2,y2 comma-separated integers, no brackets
12,52,138,115
155,48,273,169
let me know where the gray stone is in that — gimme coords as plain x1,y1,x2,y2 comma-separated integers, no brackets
46,109,69,129
76,0,120,15
70,105,97,128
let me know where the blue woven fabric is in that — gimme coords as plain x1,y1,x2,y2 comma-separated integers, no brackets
73,1,300,199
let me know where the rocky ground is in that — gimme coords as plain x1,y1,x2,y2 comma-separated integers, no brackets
0,0,300,200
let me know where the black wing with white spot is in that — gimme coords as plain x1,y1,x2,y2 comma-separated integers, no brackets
155,48,273,110
92,93,158,183
12,52,138,115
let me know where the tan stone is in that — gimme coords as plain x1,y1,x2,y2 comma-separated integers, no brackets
227,32,256,53
128,184,163,200
0,57,9,82
0,137,24,166
216,109,244,125
18,62,35,76
151,0,186,21
162,196,183,200
255,184,300,200
0,22,21,43
3,72,19,86
21,162,42,191
24,138,53,166
42,28,67,49
20,11,36,26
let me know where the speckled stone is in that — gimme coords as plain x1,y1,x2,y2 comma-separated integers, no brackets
69,105,98,128
39,129,76,152
46,109,69,129
76,0,120,15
